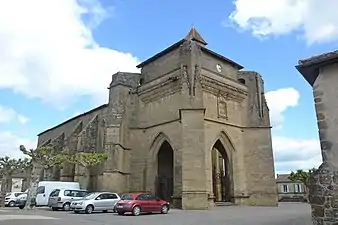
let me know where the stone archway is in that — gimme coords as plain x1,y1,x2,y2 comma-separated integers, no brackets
211,139,233,203
155,140,174,202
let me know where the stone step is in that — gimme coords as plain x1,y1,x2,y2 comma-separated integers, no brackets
214,202,234,206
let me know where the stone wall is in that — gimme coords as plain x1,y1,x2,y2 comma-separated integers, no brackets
140,47,181,83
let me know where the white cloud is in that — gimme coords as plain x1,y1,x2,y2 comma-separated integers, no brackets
229,0,338,44
0,131,37,159
273,136,322,174
265,87,321,173
265,87,300,129
0,105,29,124
0,0,140,106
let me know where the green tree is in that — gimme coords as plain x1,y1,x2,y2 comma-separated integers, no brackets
0,163,5,207
288,168,317,202
19,145,68,209
0,157,24,207
73,152,108,190
19,158,33,192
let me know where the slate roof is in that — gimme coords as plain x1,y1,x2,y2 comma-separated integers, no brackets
276,174,291,183
296,50,338,86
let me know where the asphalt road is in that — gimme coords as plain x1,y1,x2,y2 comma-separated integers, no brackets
0,203,312,225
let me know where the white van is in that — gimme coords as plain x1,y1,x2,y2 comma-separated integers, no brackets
35,181,80,206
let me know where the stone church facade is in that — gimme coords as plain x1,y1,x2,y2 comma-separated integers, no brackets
37,28,278,209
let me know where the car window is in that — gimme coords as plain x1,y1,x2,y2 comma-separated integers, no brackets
50,189,60,197
96,194,105,200
75,191,88,197
64,190,72,196
106,194,118,199
135,194,147,200
121,194,133,200
145,194,157,201
36,186,45,194
84,193,96,200
14,193,22,197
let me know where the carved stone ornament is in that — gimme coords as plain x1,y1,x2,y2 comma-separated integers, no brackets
217,96,228,120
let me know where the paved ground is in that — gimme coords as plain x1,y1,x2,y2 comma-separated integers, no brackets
0,203,311,225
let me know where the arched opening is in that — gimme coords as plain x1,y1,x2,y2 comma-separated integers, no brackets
155,140,174,202
211,139,233,202
238,78,246,85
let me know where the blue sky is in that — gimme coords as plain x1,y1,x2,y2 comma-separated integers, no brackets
1,0,335,173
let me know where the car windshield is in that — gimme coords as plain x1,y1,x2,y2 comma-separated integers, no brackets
83,193,97,200
121,194,134,200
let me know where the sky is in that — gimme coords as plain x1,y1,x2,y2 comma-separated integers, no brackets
1,0,336,174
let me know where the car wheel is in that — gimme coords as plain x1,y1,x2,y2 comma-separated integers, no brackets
132,206,141,216
161,204,169,214
18,205,24,209
52,207,58,211
85,205,94,214
74,211,80,214
9,201,15,207
117,211,124,215
63,203,70,211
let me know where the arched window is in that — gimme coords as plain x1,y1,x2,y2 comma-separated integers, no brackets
238,78,246,84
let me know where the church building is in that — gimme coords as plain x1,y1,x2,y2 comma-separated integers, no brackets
37,28,278,209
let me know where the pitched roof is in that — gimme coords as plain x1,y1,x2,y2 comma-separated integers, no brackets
296,50,338,86
137,27,242,69
276,174,291,182
185,27,207,45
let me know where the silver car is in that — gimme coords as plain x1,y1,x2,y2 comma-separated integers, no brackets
48,188,89,211
70,192,120,214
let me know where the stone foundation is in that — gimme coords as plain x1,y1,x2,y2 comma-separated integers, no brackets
308,162,338,224
181,191,210,210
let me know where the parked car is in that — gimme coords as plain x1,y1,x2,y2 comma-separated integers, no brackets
5,192,25,207
70,192,120,214
15,193,28,209
115,193,170,216
48,188,89,211
35,181,80,206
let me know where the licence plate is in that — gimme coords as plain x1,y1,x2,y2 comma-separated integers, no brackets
117,205,123,208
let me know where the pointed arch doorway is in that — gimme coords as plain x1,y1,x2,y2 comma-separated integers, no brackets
211,139,233,202
155,140,174,202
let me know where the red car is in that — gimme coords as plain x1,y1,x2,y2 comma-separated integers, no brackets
115,192,170,216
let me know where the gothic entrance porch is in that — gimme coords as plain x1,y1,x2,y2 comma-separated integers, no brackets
155,141,174,202
211,140,233,203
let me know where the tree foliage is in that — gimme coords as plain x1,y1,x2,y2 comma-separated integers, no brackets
288,168,317,187
74,152,108,168
0,157,23,175
19,145,68,169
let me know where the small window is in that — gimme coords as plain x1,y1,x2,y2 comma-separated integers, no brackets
238,78,246,85
139,78,144,85
295,184,302,193
14,193,22,197
282,185,289,193
36,186,45,194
